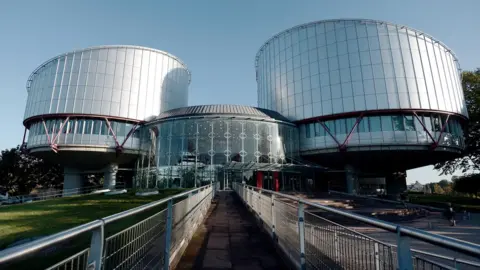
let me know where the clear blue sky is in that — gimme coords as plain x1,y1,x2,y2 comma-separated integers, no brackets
1,0,479,184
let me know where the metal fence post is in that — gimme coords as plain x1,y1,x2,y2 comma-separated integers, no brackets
374,242,380,270
258,189,262,215
271,194,276,242
87,223,104,270
298,202,306,270
164,199,173,270
334,231,339,263
396,226,413,270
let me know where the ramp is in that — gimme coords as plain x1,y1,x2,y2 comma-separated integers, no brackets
176,191,288,270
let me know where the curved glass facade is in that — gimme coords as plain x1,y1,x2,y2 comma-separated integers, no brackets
255,19,467,121
137,115,298,188
26,118,144,150
24,46,190,122
299,112,465,153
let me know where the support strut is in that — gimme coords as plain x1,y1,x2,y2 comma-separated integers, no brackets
319,113,364,152
413,112,451,150
104,118,140,155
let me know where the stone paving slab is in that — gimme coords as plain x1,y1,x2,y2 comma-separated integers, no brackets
176,191,288,270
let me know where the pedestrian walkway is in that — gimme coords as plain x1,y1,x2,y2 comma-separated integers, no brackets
176,191,288,270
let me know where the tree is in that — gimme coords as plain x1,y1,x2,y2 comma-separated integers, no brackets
433,183,444,194
438,179,451,189
0,145,63,195
443,185,453,194
452,174,480,196
435,69,480,174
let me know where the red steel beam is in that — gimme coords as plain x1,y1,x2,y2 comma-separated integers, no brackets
432,114,451,149
340,113,364,151
51,117,70,145
412,112,436,143
319,122,342,147
104,118,121,149
42,119,52,145
120,123,139,149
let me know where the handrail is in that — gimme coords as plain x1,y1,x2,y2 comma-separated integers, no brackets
240,184,480,258
103,185,210,224
0,220,103,264
0,184,212,265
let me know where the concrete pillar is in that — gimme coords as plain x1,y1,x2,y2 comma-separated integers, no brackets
385,171,407,200
104,164,119,190
345,164,358,194
63,167,83,195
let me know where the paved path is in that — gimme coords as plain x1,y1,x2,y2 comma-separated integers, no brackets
176,191,288,270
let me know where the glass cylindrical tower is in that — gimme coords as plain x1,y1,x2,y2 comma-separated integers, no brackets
255,19,468,194
22,45,191,191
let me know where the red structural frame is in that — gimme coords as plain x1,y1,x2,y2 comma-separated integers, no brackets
24,114,142,155
310,109,460,152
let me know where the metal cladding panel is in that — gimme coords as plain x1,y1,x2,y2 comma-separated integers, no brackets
255,19,468,121
24,45,190,122
153,104,293,123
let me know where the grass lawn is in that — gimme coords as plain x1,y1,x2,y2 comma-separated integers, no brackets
408,194,480,212
0,189,186,250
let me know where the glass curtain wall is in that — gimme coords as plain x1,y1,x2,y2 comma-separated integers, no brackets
135,117,298,189
300,112,465,151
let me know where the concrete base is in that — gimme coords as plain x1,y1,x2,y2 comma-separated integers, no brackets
104,164,119,190
345,164,358,194
63,168,84,195
386,171,407,200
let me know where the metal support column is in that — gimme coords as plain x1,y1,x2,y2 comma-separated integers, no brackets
164,199,173,270
298,202,306,270
396,226,413,270
87,223,104,270
271,194,277,242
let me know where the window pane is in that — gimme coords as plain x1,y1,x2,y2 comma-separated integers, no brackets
85,120,94,134
315,122,325,136
392,115,405,131
357,117,369,132
76,119,85,134
369,116,381,132
100,121,108,135
335,119,346,135
404,116,415,131
306,124,311,138
325,120,335,135
381,116,393,131
93,120,101,135
432,115,441,132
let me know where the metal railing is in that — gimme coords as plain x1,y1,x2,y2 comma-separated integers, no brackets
0,183,126,206
233,183,480,270
0,184,213,270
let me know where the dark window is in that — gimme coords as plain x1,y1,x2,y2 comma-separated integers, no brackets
381,116,393,131
404,115,415,131
369,116,381,132
392,115,405,131
315,122,325,136
325,120,335,135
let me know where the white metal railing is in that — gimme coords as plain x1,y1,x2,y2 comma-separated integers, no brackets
233,183,480,270
0,183,215,270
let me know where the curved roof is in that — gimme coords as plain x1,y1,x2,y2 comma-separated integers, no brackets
27,45,191,92
150,104,293,124
255,18,459,70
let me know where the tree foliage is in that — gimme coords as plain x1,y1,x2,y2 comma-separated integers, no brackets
0,146,63,195
435,69,480,174
433,183,444,194
452,174,480,196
